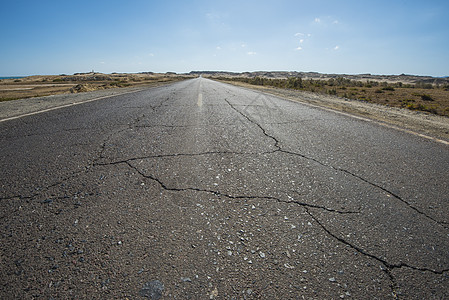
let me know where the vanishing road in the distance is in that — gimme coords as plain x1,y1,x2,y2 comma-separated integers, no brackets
1,78,448,299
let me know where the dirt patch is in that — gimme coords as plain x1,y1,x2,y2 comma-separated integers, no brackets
220,80,449,143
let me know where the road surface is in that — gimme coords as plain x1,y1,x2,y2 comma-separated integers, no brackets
1,78,448,299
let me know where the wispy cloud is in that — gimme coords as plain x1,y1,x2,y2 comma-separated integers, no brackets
247,51,257,55
294,33,308,51
313,16,339,26
294,33,311,37
216,46,222,50
334,45,340,50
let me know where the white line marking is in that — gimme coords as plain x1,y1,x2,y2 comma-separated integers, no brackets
197,93,203,107
0,89,146,123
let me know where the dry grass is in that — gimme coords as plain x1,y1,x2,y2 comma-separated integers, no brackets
332,86,448,116
215,76,449,117
0,73,192,102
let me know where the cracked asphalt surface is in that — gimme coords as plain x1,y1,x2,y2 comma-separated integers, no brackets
1,78,448,299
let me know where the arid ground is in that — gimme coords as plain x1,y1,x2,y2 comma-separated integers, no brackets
0,72,192,102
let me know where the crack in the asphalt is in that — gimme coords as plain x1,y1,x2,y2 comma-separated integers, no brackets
279,149,449,229
116,160,358,215
218,91,449,292
336,168,449,227
222,95,447,229
280,198,360,214
148,96,171,111
223,98,281,150
304,207,448,299
1,118,144,205
122,157,445,272
93,95,174,163
99,157,448,300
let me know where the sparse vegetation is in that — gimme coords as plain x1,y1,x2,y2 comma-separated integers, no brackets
214,76,449,117
0,73,193,101
382,86,395,91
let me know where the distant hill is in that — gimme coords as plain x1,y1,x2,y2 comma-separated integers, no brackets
188,71,449,85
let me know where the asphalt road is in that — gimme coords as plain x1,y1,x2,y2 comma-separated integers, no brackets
1,78,448,299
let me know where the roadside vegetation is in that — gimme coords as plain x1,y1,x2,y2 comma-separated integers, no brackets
215,76,449,117
0,73,192,102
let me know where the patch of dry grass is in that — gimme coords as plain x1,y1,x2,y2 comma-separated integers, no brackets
331,86,448,116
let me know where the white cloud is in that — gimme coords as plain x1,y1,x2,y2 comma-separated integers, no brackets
295,32,311,38
148,53,154,57
314,17,339,26
334,45,340,50
294,34,308,51
216,46,222,50
241,43,246,48
247,51,257,55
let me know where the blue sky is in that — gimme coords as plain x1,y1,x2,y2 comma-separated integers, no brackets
1,0,448,76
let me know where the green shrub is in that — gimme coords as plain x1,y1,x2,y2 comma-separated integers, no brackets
420,94,434,101
382,86,395,91
286,78,303,89
415,82,433,89
328,88,337,95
